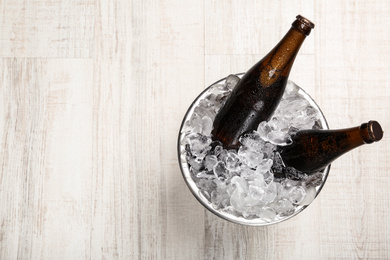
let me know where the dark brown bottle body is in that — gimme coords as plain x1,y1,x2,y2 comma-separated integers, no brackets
278,121,383,173
212,15,315,150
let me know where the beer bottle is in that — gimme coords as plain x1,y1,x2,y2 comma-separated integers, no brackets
278,121,384,173
212,15,315,149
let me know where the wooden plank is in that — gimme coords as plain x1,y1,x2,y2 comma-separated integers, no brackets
90,1,136,258
0,0,94,58
158,0,206,259
0,58,93,259
91,0,205,259
205,0,314,56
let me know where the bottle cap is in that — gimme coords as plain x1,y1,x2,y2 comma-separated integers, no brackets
367,120,383,142
292,15,315,36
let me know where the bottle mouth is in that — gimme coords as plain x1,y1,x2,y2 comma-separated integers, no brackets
367,120,383,142
292,15,315,36
296,15,315,29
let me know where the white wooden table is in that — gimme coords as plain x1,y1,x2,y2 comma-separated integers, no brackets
1,0,389,259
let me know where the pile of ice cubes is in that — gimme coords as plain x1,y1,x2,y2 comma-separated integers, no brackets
180,75,325,221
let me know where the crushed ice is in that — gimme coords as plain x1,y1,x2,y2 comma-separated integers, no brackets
181,75,325,221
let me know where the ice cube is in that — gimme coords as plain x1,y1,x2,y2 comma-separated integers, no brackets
256,159,273,174
267,131,292,146
214,178,227,191
212,145,223,157
224,151,241,172
196,178,216,193
262,142,276,158
284,80,300,96
276,182,289,200
187,156,204,171
239,131,265,151
201,116,213,136
288,186,306,205
257,121,272,141
299,186,316,205
240,168,256,179
217,148,228,162
268,117,282,131
186,133,212,159
303,105,318,118
196,170,215,179
230,176,248,193
213,161,228,180
275,198,295,216
194,105,215,122
238,146,264,168
204,155,218,171
262,170,274,186
249,185,265,200
281,178,299,190
249,173,266,188
285,97,311,114
225,74,240,90
257,207,277,221
208,83,226,94
243,192,261,207
183,114,203,134
260,182,277,204
211,190,225,209
230,188,246,212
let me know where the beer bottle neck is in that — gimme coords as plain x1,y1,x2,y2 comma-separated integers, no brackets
344,121,383,146
259,17,312,86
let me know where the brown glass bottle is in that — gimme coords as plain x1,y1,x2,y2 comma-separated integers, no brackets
211,15,315,149
278,121,384,173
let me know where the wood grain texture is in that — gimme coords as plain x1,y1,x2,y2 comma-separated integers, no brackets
91,0,205,259
0,58,93,259
0,0,390,259
0,0,94,58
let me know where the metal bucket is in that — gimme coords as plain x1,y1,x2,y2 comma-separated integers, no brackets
177,74,330,226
